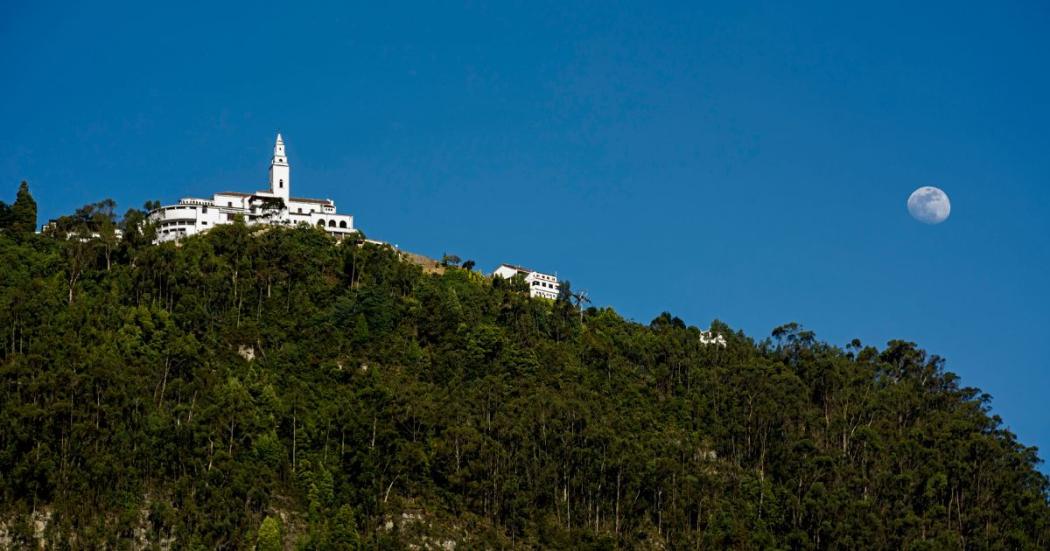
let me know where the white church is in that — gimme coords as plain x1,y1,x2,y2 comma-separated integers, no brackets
148,134,355,243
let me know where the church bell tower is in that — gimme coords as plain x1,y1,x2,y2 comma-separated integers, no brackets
269,133,290,201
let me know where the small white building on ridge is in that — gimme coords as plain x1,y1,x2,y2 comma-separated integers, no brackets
492,263,560,299
149,134,355,243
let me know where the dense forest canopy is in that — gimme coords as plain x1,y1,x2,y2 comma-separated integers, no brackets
0,191,1048,549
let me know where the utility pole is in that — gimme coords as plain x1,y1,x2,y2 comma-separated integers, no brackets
574,289,591,323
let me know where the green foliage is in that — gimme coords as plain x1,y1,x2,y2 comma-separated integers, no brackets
0,215,1047,548
7,181,37,235
12,181,37,234
0,200,11,230
257,516,282,551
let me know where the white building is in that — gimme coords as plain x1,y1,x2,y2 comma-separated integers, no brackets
699,330,728,348
492,263,561,299
149,134,355,243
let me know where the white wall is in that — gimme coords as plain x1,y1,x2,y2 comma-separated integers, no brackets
492,264,561,299
492,265,522,279
149,196,356,243
525,272,560,299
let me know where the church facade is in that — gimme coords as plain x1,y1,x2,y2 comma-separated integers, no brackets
148,134,355,243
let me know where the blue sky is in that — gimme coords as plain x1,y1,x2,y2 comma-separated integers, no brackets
3,2,1048,467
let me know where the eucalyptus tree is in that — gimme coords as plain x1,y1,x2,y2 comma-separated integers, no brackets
0,215,1046,548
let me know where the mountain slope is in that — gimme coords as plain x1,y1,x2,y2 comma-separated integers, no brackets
0,222,1047,549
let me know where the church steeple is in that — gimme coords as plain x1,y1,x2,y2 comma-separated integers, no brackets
269,133,290,201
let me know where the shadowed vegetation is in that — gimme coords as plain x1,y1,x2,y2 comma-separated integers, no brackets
0,197,1047,548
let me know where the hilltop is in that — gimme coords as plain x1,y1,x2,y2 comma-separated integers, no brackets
0,213,1048,549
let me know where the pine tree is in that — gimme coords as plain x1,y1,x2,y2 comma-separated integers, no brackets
329,505,361,548
0,201,11,229
10,181,37,235
256,516,282,551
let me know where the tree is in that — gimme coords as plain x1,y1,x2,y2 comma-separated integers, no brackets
256,197,287,223
120,206,156,250
0,221,1047,548
256,516,282,551
462,259,476,271
10,181,37,235
558,279,591,322
557,279,574,303
91,199,119,270
329,505,361,548
0,201,11,230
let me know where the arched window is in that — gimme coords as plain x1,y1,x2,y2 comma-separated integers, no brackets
317,219,325,227
339,220,347,228
279,179,284,188
329,220,337,227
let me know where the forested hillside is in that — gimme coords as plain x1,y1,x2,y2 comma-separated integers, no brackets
0,201,1048,549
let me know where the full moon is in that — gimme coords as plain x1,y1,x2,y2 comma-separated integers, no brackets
907,186,951,224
